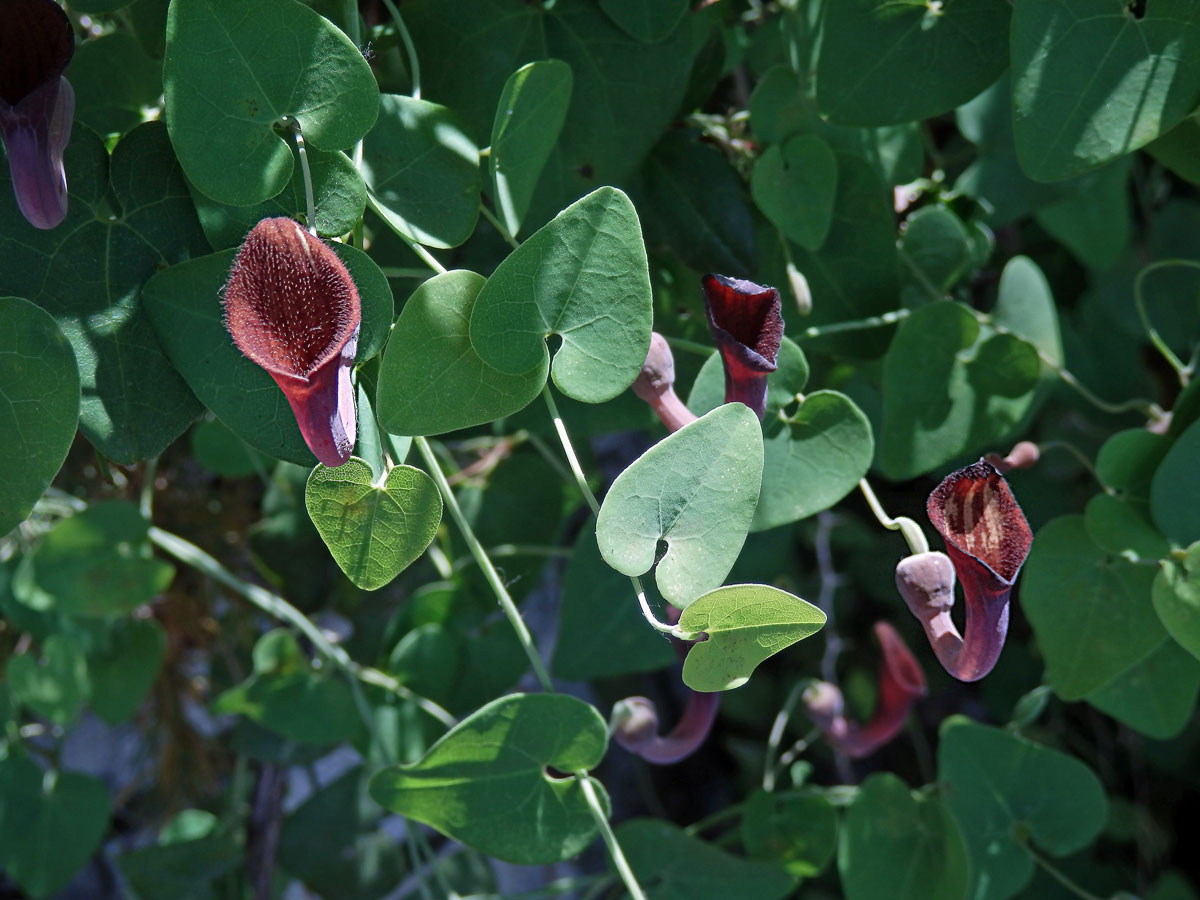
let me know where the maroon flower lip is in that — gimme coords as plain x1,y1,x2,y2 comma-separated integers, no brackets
222,217,361,467
700,274,784,420
0,0,76,230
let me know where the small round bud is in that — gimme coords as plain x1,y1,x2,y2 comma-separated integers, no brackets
895,551,957,619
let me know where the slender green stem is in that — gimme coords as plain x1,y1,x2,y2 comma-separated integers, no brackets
684,802,745,837
380,266,435,280
284,117,317,234
342,0,361,48
365,192,448,274
1133,258,1200,379
147,527,457,730
1024,844,1106,900
662,334,715,357
479,201,521,250
763,682,805,791
576,772,650,900
772,727,821,783
379,0,421,99
858,479,929,555
413,436,554,692
139,455,159,520
798,308,910,340
1037,440,1111,493
402,823,433,900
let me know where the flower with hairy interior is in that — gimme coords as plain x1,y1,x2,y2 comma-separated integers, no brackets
700,274,783,420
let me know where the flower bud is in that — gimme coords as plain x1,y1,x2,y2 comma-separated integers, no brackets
700,273,783,420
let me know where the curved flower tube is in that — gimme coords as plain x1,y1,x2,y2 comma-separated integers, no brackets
700,274,783,419
802,621,926,758
0,0,75,229
611,691,720,765
897,460,1033,682
631,332,699,433
222,217,361,467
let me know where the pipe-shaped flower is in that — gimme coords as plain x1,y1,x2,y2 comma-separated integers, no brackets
611,691,720,765
0,0,75,230
222,217,360,467
897,460,1033,682
700,274,783,420
803,621,926,758
631,332,698,433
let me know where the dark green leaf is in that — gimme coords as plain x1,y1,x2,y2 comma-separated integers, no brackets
599,0,688,43
900,206,972,293
87,616,167,724
1151,418,1200,546
1034,158,1133,270
741,788,837,879
751,135,837,251
6,634,90,726
1086,637,1200,740
68,32,163,136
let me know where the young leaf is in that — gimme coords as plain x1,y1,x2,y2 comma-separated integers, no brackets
304,458,442,592
163,0,379,205
679,584,825,692
938,716,1108,900
368,693,609,865
362,94,480,249
490,60,573,237
750,134,837,251
0,296,79,538
376,270,547,436
596,403,764,609
468,186,652,403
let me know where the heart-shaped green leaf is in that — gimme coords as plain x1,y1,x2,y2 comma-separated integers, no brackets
1083,493,1169,561
838,773,969,900
1153,540,1200,662
163,0,379,205
368,693,609,865
362,94,480,249
740,788,837,879
751,135,837,251
142,244,393,465
1151,418,1200,547
817,0,1011,125
0,297,79,538
68,32,163,136
688,339,873,531
615,819,797,900
0,122,207,463
304,458,442,591
376,270,547,436
1012,0,1200,182
596,403,764,609
0,756,110,899
468,186,652,403
938,716,1108,900
599,0,688,42
679,584,825,692
6,634,90,726
87,617,167,725
490,60,573,237
15,501,175,618
1085,636,1200,740
900,206,972,293
879,301,1041,480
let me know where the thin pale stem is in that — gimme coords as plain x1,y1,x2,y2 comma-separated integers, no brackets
1024,844,1106,900
576,773,650,900
858,479,929,555
479,201,521,250
379,0,421,99
773,727,820,779
799,308,910,340
139,455,158,520
898,246,946,303
366,193,448,274
284,117,317,234
1133,258,1200,379
763,681,806,791
413,436,554,692
1037,440,1111,493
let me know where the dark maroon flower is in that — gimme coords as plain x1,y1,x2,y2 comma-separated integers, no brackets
0,0,75,229
803,621,926,758
700,274,783,419
612,691,719,765
223,217,360,467
897,460,1033,682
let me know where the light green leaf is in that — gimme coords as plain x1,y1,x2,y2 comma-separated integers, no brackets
468,187,652,403
817,0,1010,125
15,501,175,618
878,301,1041,479
368,693,609,865
0,756,110,900
615,819,797,900
991,255,1063,367
1098,428,1170,498
87,617,168,725
164,0,379,205
6,635,90,726
1086,637,1200,740
1011,0,1200,181
1022,515,1164,700
938,716,1108,900
1152,541,1200,662
0,122,206,463
491,61,573,237
596,404,764,609
362,94,480,249
679,584,825,692
0,297,79,538
376,270,547,436
143,244,393,465
751,135,837,251
838,773,969,900
551,528,677,681
1151,417,1200,546
305,458,442,591
599,0,688,43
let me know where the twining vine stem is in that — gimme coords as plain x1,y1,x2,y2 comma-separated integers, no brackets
413,436,555,693
282,116,317,235
858,478,929,555
1133,257,1200,382
378,0,422,100
576,772,651,900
